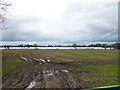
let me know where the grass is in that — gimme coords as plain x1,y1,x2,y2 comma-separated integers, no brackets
75,64,118,88
2,49,119,88
3,49,118,62
2,59,25,75
76,64,118,75
83,79,118,88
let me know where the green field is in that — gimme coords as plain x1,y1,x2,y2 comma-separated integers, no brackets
2,49,119,88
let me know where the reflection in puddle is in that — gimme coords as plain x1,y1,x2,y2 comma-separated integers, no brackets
20,57,29,62
25,82,36,90
42,69,70,78
61,70,69,73
43,70,54,78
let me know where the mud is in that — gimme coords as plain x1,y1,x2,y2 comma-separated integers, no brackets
2,56,83,89
51,60,118,65
2,55,117,89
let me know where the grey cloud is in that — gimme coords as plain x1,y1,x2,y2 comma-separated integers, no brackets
2,0,118,45
59,1,118,42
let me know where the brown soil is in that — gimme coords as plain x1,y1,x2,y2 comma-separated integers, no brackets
2,56,118,89
2,56,84,89
52,60,118,65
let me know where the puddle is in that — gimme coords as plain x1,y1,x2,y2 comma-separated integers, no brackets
47,60,51,63
24,69,71,89
20,57,29,62
61,70,69,73
39,59,46,63
33,57,52,63
20,57,33,62
34,58,46,63
25,82,36,90
28,59,33,62
34,58,40,62
55,70,59,74
39,63,42,65
42,69,70,78
43,70,54,78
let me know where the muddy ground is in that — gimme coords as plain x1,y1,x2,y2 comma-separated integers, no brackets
2,56,84,89
2,49,118,89
2,56,118,89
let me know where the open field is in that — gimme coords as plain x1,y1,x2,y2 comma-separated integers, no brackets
2,49,119,89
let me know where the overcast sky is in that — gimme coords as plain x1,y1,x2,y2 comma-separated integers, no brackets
2,0,119,45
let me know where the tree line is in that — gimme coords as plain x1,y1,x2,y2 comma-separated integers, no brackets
1,43,120,49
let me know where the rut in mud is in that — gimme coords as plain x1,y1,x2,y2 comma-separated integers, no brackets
2,56,83,89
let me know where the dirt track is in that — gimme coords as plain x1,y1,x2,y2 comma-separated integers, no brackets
2,56,84,89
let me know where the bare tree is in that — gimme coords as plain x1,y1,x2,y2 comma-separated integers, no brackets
0,0,11,30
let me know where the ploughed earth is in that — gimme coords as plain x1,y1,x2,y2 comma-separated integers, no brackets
2,55,117,89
